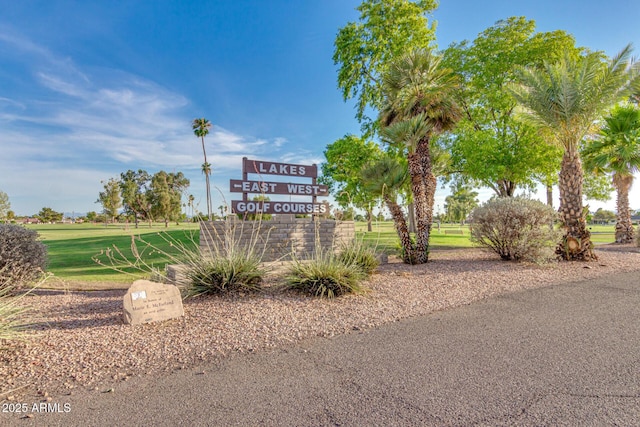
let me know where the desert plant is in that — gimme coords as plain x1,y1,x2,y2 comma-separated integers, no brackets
338,239,380,276
185,252,264,297
285,249,367,298
470,197,560,262
0,224,47,290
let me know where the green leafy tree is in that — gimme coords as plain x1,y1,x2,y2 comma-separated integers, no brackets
442,17,578,197
120,169,151,228
85,211,98,222
592,208,616,224
320,135,383,231
444,184,479,224
97,178,122,223
149,171,190,227
193,118,213,221
361,155,414,262
583,104,640,243
582,172,614,203
510,45,639,260
36,207,63,223
379,48,462,264
0,191,9,223
334,0,437,133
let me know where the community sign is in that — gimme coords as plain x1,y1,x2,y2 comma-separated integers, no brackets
230,158,329,215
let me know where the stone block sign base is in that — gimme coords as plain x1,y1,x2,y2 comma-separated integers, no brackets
199,218,355,262
123,280,184,325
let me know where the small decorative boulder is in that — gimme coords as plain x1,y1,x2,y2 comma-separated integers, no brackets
123,280,184,325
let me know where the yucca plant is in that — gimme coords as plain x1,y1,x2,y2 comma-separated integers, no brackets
285,249,367,299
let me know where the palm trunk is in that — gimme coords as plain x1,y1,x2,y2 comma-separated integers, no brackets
415,139,436,264
614,174,634,243
407,150,430,264
201,136,212,221
383,194,415,264
556,151,597,260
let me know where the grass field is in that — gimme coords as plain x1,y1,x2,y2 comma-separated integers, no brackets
357,222,617,253
25,221,618,285
28,222,200,284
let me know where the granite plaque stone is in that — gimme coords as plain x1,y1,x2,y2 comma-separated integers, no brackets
123,280,184,325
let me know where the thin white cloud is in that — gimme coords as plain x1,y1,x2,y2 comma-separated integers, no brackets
0,30,290,214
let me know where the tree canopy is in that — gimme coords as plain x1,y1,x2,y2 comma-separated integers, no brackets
334,0,437,133
320,134,383,228
442,17,577,197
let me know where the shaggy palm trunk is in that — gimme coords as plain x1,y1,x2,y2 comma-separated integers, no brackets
614,174,634,243
556,151,597,260
416,139,437,263
383,194,415,264
408,148,430,264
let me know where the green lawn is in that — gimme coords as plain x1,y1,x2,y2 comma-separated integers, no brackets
25,220,617,286
356,221,617,253
29,222,199,284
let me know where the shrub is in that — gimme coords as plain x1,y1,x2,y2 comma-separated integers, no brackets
337,239,380,276
185,252,264,297
470,197,560,262
285,249,367,298
0,224,47,290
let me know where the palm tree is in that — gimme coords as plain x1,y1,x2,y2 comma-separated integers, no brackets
192,118,213,221
379,48,461,264
510,45,639,260
583,104,640,243
361,155,415,263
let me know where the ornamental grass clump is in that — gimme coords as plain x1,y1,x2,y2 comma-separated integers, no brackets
337,239,379,276
0,224,47,291
185,252,264,297
470,197,560,263
285,249,367,298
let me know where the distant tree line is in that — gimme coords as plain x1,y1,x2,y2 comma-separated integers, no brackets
97,169,190,227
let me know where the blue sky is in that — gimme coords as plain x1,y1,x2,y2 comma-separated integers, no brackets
1,0,639,216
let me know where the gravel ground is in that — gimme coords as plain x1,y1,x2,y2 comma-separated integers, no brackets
2,246,640,401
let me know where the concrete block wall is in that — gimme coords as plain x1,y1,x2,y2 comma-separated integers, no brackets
199,218,355,262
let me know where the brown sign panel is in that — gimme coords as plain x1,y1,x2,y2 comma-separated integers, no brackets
230,179,329,196
232,200,329,215
243,158,317,178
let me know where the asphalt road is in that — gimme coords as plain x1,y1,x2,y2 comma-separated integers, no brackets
4,270,640,426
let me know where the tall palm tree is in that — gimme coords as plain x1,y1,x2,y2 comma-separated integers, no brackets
192,118,213,221
583,104,640,243
510,45,639,260
379,48,461,264
361,155,414,263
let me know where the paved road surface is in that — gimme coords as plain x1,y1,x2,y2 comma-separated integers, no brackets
4,271,640,426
